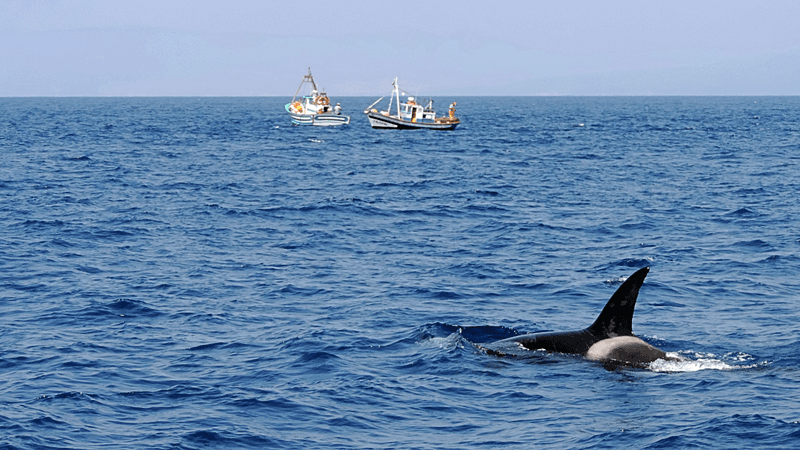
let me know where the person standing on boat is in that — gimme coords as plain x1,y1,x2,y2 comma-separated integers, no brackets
334,103,342,115
449,101,457,119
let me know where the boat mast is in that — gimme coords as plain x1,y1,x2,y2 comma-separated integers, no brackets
387,78,394,114
292,67,318,102
394,78,401,118
306,67,318,91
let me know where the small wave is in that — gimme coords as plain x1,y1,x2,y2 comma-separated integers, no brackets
619,221,655,231
20,219,66,228
88,298,163,319
651,300,686,308
183,430,225,445
50,238,75,248
278,284,328,296
29,416,68,427
413,288,466,300
294,351,341,364
295,201,390,217
421,333,466,351
418,323,519,345
290,351,343,375
186,342,251,352
76,265,102,274
604,276,628,285
37,391,100,402
183,429,283,448
600,258,655,275
724,207,758,217
733,239,773,250
735,187,766,195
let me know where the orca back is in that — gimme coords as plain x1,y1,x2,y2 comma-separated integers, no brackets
481,266,652,357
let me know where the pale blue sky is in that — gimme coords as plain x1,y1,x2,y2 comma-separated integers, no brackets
2,0,799,96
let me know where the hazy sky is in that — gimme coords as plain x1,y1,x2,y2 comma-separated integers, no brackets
2,0,799,96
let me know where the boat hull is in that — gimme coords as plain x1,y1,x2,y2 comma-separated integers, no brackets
286,105,350,126
366,112,459,130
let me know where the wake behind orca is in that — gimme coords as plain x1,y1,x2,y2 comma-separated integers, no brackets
481,267,673,368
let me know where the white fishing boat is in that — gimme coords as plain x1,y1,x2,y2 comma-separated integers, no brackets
285,69,350,126
364,78,459,130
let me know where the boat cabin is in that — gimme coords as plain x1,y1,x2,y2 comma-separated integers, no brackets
398,97,436,123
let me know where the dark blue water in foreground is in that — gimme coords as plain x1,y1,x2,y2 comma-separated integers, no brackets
1,96,800,449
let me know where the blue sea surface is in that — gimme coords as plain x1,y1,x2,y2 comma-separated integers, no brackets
1,96,799,449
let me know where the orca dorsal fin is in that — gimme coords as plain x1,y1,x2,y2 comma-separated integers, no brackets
587,266,650,339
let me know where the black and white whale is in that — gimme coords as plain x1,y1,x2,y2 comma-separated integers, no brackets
481,266,672,367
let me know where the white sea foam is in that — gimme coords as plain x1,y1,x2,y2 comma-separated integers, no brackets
605,276,628,284
648,351,765,372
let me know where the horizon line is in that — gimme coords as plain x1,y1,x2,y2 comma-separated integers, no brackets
2,94,799,98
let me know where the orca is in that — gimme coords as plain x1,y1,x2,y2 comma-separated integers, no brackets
481,266,670,367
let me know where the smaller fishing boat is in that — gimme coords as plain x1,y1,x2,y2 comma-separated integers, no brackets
285,68,350,126
364,78,459,130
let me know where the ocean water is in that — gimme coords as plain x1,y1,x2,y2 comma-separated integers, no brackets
1,96,799,449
